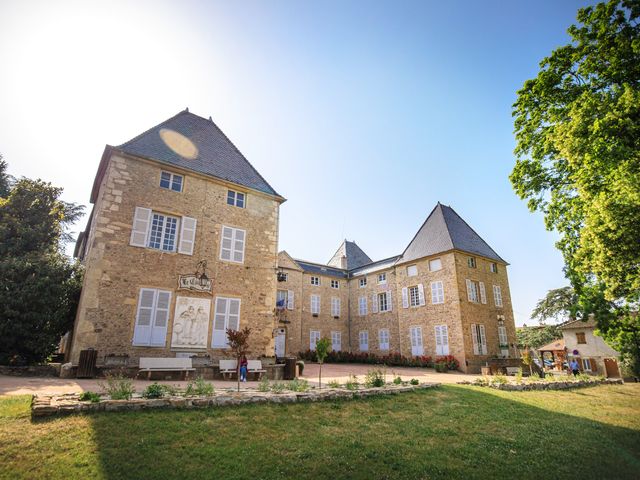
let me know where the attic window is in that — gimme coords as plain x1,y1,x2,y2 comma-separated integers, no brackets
160,171,183,192
468,257,477,268
227,190,245,208
490,262,498,273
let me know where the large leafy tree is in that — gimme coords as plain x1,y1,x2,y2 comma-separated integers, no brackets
0,160,84,365
531,286,578,324
517,325,563,350
510,0,640,375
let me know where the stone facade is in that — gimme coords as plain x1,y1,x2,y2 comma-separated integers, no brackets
70,149,283,366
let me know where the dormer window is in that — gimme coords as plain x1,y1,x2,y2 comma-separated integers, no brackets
227,190,245,208
160,171,183,192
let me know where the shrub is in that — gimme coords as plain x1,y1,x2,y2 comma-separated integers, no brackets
297,350,445,369
258,376,270,392
515,369,523,384
491,374,507,385
327,379,341,388
435,355,460,371
393,376,402,385
142,382,166,399
473,377,489,386
528,373,541,383
364,368,385,388
270,381,286,393
78,391,101,403
288,378,310,392
99,374,135,400
434,362,448,373
184,376,214,397
344,374,360,390
410,378,419,385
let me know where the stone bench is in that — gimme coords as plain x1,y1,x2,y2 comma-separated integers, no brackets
219,359,237,379
248,360,266,379
138,357,195,380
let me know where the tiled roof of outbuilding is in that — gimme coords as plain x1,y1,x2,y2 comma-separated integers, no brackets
116,109,282,198
398,203,506,264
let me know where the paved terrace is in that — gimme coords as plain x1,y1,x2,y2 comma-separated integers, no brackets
0,363,481,396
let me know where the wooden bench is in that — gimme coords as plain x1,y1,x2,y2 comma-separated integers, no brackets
505,367,521,376
138,357,195,380
248,360,266,380
219,359,237,379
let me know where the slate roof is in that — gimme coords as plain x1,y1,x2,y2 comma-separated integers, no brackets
116,109,282,198
398,203,506,264
327,240,373,270
293,260,348,279
350,256,401,277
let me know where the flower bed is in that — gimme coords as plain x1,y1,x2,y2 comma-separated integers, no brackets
460,376,623,391
31,382,440,419
298,350,460,370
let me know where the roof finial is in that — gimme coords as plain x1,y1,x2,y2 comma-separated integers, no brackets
209,116,213,121
185,107,189,112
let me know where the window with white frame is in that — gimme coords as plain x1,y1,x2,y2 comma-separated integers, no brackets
277,290,294,310
377,273,387,284
581,358,593,372
331,331,341,351
280,273,288,282
160,171,183,192
466,279,479,303
132,288,171,346
434,325,449,355
490,262,498,273
409,286,420,307
220,226,246,263
148,212,179,251
331,297,340,317
310,276,320,286
378,292,388,312
226,190,245,208
359,277,367,288
211,297,241,348
378,329,390,350
359,331,369,351
130,207,197,255
358,296,367,316
429,258,442,272
468,257,477,268
493,285,503,307
431,281,444,304
331,279,339,289
407,265,418,277
410,326,423,356
310,330,320,350
498,325,509,356
310,294,320,315
471,323,487,355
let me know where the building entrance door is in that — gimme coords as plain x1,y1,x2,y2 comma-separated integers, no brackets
604,358,620,378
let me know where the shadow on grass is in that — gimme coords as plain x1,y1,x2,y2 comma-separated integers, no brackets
56,385,640,479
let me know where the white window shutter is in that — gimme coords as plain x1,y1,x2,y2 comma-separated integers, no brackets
466,279,473,302
150,290,171,346
471,324,480,355
212,298,228,348
178,216,197,255
418,284,426,306
479,282,487,304
441,325,449,355
402,287,409,308
287,290,294,310
371,294,378,313
479,324,487,354
130,207,152,247
133,288,156,345
387,291,393,311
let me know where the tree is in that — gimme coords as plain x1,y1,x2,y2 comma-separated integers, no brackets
531,286,578,324
510,0,640,375
225,327,251,392
0,155,12,197
0,164,84,365
315,337,331,389
517,325,563,349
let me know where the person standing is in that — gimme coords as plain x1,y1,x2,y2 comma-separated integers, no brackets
570,359,580,376
239,355,248,382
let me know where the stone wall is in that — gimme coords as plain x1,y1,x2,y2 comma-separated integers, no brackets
69,153,281,365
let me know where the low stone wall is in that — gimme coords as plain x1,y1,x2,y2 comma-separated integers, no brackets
31,383,439,419
0,364,61,377
461,377,623,391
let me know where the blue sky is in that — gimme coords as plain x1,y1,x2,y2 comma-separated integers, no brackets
0,0,597,325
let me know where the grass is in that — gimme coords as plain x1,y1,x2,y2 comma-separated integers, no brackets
1,384,639,479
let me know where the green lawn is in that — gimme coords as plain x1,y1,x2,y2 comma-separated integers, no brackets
1,384,639,480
